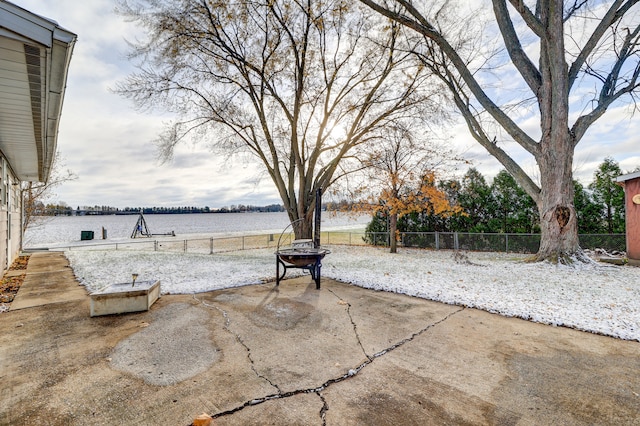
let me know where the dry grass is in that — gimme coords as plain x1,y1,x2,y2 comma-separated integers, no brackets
0,256,29,305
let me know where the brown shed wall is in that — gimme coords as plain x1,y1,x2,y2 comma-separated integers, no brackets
623,177,640,261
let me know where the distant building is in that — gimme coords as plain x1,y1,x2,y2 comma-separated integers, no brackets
616,171,640,266
0,1,76,270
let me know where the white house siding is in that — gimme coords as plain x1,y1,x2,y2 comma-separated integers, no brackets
0,157,21,271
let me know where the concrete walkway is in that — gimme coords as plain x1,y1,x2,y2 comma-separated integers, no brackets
9,252,87,310
1,252,639,425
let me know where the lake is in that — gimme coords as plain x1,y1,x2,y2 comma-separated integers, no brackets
24,212,370,247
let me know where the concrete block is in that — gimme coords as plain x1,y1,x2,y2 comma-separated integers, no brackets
90,280,160,317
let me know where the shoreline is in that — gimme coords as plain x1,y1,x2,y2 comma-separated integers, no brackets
24,224,368,251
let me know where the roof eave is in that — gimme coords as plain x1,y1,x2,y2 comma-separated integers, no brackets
0,1,76,183
616,171,640,184
41,32,76,182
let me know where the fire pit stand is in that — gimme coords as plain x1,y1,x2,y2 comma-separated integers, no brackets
275,189,330,289
276,245,328,289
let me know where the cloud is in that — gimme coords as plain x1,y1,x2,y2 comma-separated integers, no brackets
11,0,639,210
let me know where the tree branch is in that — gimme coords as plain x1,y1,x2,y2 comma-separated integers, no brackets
494,0,542,95
567,0,636,90
360,0,540,154
507,0,545,36
572,23,640,143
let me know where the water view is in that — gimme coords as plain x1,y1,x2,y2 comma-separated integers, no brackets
24,212,369,248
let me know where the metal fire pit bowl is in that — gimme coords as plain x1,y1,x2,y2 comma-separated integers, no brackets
277,247,330,267
275,247,330,289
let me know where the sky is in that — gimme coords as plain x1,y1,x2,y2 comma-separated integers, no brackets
11,0,640,209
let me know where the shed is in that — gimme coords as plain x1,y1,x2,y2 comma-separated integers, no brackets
616,171,640,266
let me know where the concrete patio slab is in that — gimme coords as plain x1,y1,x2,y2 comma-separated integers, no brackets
1,252,638,425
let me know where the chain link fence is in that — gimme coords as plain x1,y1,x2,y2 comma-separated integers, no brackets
400,232,542,253
55,230,626,255
59,233,282,254
398,232,625,253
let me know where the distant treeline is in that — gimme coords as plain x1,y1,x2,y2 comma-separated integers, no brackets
35,203,286,216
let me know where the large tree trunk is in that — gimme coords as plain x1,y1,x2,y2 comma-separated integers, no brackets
532,2,585,264
533,133,583,263
290,186,323,241
289,209,314,241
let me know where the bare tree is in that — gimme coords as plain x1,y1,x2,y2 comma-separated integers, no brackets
22,152,77,241
115,0,440,238
360,0,640,262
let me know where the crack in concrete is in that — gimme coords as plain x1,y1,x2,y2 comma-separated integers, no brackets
327,288,372,361
234,330,283,393
210,303,465,420
193,294,231,329
192,295,282,393
317,392,328,426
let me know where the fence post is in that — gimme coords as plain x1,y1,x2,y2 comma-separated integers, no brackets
435,232,439,250
154,240,158,251
184,239,187,253
210,237,214,254
505,234,509,252
454,232,459,250
242,236,245,250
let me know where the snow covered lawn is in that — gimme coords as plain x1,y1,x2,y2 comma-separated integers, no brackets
65,245,640,341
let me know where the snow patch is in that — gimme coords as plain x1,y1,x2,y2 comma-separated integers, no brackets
65,245,640,341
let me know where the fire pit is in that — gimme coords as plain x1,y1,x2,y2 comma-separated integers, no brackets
275,189,330,289
276,244,330,289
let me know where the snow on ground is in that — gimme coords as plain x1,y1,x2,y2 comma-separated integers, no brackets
65,245,640,342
